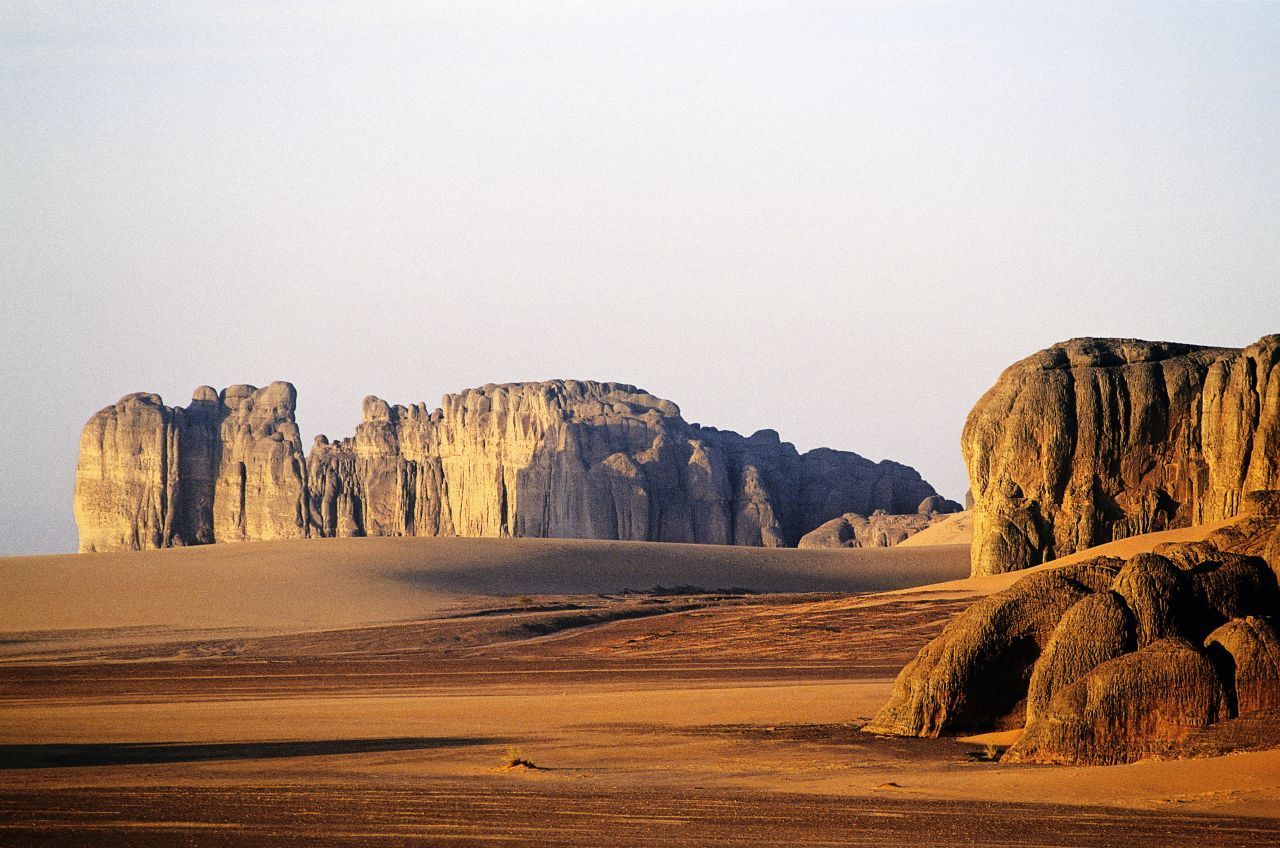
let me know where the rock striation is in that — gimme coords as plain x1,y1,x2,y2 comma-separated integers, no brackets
863,493,1280,764
75,380,946,553
1010,636,1231,765
964,334,1280,576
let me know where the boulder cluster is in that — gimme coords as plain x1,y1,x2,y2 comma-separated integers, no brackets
75,380,945,553
864,493,1280,764
866,332,1280,765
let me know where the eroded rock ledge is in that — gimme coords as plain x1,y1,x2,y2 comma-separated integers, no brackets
75,380,944,553
964,333,1280,576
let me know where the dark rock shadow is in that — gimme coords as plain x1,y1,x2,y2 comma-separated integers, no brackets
0,736,502,769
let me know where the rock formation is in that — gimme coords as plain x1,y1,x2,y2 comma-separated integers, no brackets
864,493,1280,764
1023,589,1133,724
75,380,946,553
865,334,1279,764
798,511,932,549
964,334,1279,576
1204,617,1280,715
75,383,307,553
797,497,963,549
1009,637,1230,765
861,561,1120,736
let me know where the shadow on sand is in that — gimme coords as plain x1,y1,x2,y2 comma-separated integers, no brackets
0,736,502,769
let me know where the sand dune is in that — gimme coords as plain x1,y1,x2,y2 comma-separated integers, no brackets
0,536,971,633
896,509,973,547
891,518,1238,600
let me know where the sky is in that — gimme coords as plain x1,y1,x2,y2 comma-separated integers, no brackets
2,1,1278,555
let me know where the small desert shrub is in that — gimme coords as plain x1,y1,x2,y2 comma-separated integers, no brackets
502,746,538,769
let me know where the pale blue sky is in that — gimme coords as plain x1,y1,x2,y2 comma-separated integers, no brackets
2,2,1278,554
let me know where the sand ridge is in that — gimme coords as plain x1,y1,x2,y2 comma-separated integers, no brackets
895,509,973,547
886,518,1238,601
0,535,972,632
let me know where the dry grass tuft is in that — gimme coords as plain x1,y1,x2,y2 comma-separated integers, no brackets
501,746,540,770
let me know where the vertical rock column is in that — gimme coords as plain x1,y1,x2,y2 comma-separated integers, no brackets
74,392,179,553
1201,335,1280,523
212,383,309,543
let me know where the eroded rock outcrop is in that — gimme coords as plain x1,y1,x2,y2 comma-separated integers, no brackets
865,506,1280,765
1111,553,1189,648
75,383,307,553
1204,617,1280,715
965,334,1279,576
861,561,1119,736
1023,590,1134,724
796,497,962,550
1201,489,1280,571
1007,637,1230,765
76,380,946,552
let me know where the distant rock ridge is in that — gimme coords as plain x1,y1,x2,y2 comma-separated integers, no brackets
796,496,963,549
75,379,944,553
965,334,1280,576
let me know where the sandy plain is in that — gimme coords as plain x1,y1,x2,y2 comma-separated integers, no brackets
2,529,1279,846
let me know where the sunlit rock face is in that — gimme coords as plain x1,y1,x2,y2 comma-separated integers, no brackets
964,334,1280,576
74,382,308,553
75,379,943,552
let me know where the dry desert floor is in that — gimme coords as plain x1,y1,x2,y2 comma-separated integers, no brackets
2,532,1279,846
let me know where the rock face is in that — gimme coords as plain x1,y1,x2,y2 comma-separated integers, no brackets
864,504,1280,764
964,334,1280,576
75,380,946,553
1023,590,1134,724
75,383,307,553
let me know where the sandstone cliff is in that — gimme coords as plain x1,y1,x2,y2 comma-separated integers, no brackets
75,383,307,553
76,380,945,552
964,334,1280,576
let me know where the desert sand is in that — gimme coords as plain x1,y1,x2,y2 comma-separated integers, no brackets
894,509,973,547
2,532,1278,846
887,518,1240,602
1,536,971,632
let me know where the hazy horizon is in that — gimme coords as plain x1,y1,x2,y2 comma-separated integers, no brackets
4,2,1279,554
